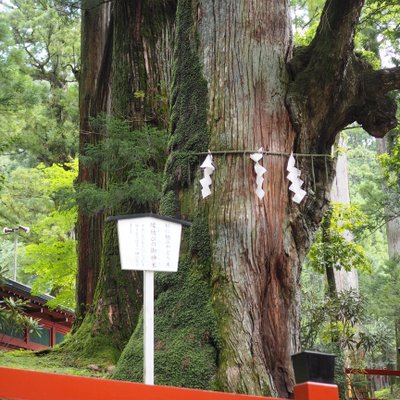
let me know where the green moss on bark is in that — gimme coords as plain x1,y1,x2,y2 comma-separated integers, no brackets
159,190,178,217
60,314,121,367
62,223,143,367
189,215,212,266
163,0,209,196
112,259,219,388
112,0,219,389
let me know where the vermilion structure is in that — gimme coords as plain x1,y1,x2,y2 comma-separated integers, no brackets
0,367,340,400
0,278,74,351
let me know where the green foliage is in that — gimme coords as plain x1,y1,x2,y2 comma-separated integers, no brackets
159,190,177,218
0,292,42,340
359,257,400,361
189,215,211,266
300,274,365,398
308,203,372,274
301,269,392,368
379,129,400,193
290,0,399,67
22,208,76,309
301,269,363,348
113,259,219,389
290,0,323,46
77,117,168,215
375,384,400,399
346,131,390,265
359,0,400,66
345,129,400,368
0,0,80,164
302,128,399,369
0,160,77,308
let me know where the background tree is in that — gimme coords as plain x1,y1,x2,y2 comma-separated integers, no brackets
0,0,79,313
75,0,111,322
0,161,77,308
0,0,80,165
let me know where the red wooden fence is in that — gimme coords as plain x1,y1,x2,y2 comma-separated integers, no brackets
346,368,400,377
0,367,339,400
345,367,400,400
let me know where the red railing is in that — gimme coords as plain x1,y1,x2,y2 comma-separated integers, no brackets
346,367,400,400
346,368,400,377
0,367,340,400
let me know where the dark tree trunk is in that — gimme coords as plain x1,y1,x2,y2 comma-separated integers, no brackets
72,0,176,360
76,0,112,323
322,207,337,299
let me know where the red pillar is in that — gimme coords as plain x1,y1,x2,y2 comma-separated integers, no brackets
294,382,339,400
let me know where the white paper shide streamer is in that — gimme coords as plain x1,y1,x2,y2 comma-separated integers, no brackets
200,152,215,198
250,148,267,200
287,152,306,204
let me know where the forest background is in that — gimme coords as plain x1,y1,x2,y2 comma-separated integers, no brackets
0,0,399,398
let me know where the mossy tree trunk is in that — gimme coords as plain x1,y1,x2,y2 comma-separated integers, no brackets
73,0,176,362
156,0,399,397
167,1,301,395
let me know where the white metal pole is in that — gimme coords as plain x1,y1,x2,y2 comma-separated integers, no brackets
143,270,154,385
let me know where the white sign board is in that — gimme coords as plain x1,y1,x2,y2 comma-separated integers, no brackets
116,216,183,272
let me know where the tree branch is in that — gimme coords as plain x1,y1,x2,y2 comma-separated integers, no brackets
309,0,364,66
352,65,399,138
286,0,397,150
364,67,400,94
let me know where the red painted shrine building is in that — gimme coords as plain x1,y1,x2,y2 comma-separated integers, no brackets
0,278,74,351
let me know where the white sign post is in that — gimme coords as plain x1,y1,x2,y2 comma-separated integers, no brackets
108,213,190,385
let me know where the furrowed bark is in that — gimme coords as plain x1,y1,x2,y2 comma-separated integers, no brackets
166,0,299,396
365,67,400,93
73,0,176,357
76,0,112,323
87,0,176,347
202,1,298,395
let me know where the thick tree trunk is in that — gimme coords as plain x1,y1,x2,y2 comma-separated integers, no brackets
162,0,398,396
86,0,157,349
199,2,298,396
72,0,176,360
160,0,301,396
76,0,112,322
